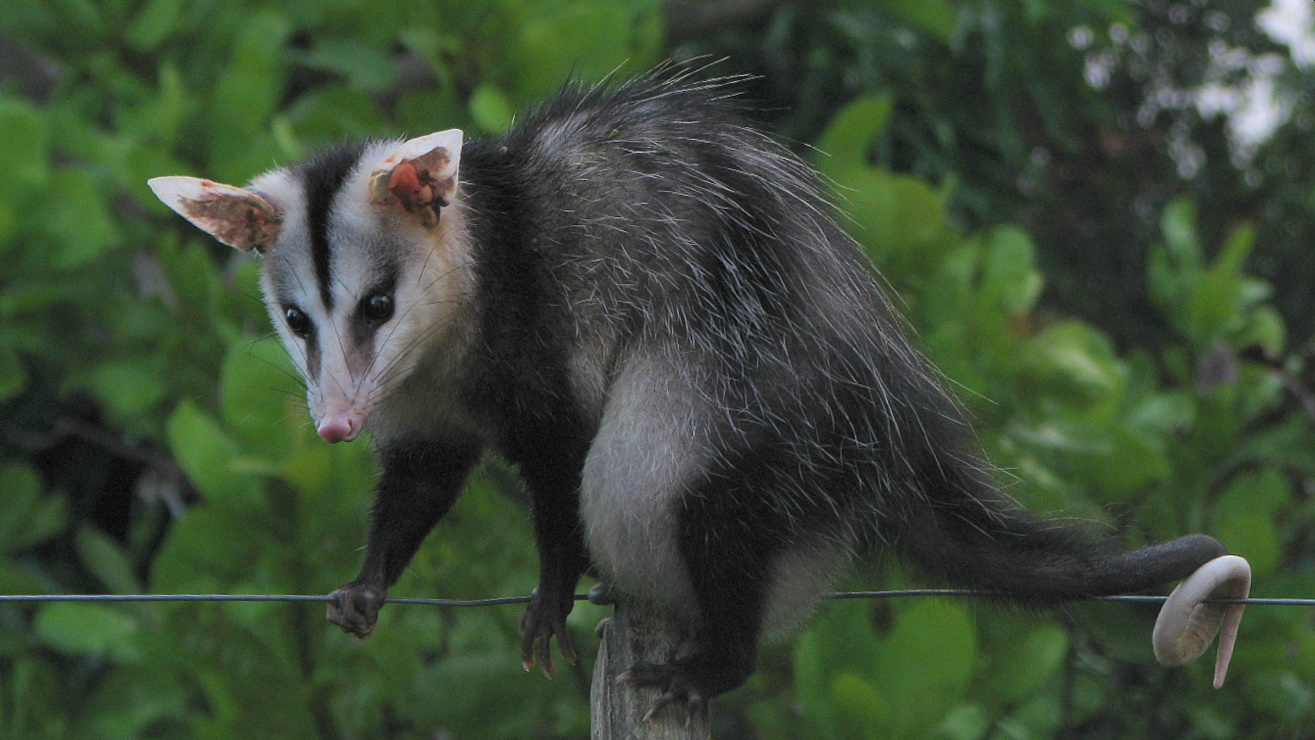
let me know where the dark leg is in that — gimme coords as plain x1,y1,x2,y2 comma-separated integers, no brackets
617,576,764,721
515,444,592,676
620,471,772,719
328,438,482,637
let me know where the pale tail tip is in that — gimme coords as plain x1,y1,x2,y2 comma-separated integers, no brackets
1152,554,1250,687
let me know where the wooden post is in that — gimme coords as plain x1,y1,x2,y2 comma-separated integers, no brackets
591,598,711,739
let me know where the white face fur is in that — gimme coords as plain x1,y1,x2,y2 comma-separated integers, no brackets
149,130,471,444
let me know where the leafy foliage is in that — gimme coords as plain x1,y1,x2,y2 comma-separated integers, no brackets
1,0,1313,737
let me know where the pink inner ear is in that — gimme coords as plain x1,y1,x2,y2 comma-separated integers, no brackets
387,161,433,213
410,148,456,203
375,153,455,229
181,191,280,252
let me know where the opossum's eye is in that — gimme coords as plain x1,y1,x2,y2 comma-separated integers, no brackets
284,306,311,338
361,293,394,323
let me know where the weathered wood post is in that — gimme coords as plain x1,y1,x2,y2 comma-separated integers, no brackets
591,598,711,739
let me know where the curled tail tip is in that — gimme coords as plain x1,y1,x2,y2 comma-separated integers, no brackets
1151,554,1251,687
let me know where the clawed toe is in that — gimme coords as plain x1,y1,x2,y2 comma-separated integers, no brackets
327,581,386,638
618,662,708,724
519,587,578,677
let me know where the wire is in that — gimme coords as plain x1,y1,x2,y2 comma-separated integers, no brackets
0,590,1308,607
0,593,531,607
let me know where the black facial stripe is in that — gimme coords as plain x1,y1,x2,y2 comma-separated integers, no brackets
298,143,368,312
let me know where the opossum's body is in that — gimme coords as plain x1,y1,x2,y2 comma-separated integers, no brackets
150,74,1248,712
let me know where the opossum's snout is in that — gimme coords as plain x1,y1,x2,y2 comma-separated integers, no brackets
312,387,369,443
314,360,381,446
317,413,363,443
309,350,375,444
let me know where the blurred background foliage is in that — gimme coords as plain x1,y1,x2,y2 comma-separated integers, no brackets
1,0,1313,737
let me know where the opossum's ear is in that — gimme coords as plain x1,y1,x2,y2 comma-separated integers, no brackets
368,129,462,228
148,176,282,254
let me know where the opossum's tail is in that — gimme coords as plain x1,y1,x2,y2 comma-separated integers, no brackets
899,482,1226,602
895,464,1250,687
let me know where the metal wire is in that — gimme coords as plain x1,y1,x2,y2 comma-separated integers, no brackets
0,590,1307,607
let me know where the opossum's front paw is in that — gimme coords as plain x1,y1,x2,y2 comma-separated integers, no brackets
327,581,386,638
519,586,577,677
617,662,709,724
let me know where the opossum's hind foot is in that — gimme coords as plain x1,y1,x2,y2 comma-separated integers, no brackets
619,651,753,724
327,580,386,638
617,662,710,724
520,586,578,678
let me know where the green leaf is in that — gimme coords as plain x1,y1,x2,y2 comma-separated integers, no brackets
125,0,182,51
0,656,67,736
0,96,49,197
815,95,893,175
0,561,45,608
873,600,977,736
509,1,648,102
1212,468,1286,576
89,358,168,427
978,225,1043,315
287,85,389,143
1087,426,1171,497
1017,321,1124,405
1188,223,1257,342
921,244,978,329
150,506,258,592
1004,694,1064,737
986,622,1068,704
1160,197,1202,272
0,195,15,260
796,604,886,738
832,167,949,276
159,239,223,329
121,61,191,148
1236,304,1286,356
631,2,665,65
1127,390,1195,436
83,665,191,738
1010,419,1112,455
214,10,291,121
469,84,515,133
34,603,142,661
831,671,889,738
0,342,25,402
406,648,547,739
40,170,120,269
399,28,461,76
166,401,261,509
795,634,843,737
875,0,957,42
207,10,292,181
219,337,305,456
75,526,143,594
1149,198,1202,318
933,704,991,740
302,39,397,92
0,463,67,554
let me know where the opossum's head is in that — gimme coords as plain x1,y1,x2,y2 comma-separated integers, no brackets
149,131,470,443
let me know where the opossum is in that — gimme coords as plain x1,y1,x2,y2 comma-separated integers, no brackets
149,72,1249,716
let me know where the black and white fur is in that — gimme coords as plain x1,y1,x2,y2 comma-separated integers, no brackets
149,72,1249,713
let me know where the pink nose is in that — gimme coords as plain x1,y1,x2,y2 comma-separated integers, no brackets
317,417,359,443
